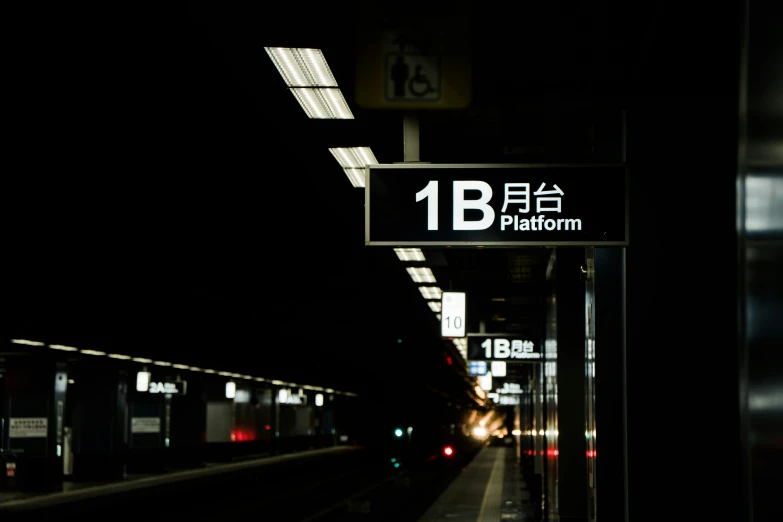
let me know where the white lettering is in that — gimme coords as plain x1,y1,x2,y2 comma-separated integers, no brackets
416,180,439,230
497,215,582,231
453,181,495,230
500,215,513,230
494,339,511,358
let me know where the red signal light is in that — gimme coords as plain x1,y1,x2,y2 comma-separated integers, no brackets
443,446,454,457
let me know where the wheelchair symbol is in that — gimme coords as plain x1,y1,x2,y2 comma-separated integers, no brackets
408,65,435,97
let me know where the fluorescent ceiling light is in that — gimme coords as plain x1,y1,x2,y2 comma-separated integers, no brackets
265,47,353,119
108,353,131,360
153,360,172,366
81,349,106,356
406,267,436,283
49,344,78,351
12,339,45,346
394,248,425,262
418,286,442,299
172,364,190,370
329,147,378,188
265,47,338,87
291,88,353,119
132,357,153,363
428,301,442,312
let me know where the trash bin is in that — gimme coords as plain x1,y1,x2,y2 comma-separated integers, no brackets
0,450,19,490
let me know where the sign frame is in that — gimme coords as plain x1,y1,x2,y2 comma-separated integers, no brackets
365,163,629,247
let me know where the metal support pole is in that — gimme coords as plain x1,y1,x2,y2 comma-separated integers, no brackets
403,114,420,162
621,108,629,522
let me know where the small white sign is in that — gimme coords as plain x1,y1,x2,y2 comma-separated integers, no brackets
9,417,48,438
441,291,466,337
131,417,161,434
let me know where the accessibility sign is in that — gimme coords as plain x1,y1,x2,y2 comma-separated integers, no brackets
355,2,471,109
385,53,441,102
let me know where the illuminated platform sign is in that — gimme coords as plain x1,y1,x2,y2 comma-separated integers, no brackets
468,335,542,361
365,164,628,246
468,360,488,376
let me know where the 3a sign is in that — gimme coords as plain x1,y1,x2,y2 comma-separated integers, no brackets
441,292,466,337
468,335,542,360
365,164,628,246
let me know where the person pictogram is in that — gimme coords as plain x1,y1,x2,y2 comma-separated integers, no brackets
391,55,409,98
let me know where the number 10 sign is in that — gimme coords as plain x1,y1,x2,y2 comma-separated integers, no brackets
441,292,466,338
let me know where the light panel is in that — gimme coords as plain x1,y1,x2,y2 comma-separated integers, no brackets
136,371,151,392
418,286,442,299
264,47,338,87
394,248,425,262
291,88,353,119
9,338,361,398
49,344,78,351
12,339,45,346
328,147,378,188
406,266,436,283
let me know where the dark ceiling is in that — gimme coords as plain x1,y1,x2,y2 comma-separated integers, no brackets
6,0,694,395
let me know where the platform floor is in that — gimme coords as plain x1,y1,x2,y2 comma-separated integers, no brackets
417,445,534,522
0,445,359,510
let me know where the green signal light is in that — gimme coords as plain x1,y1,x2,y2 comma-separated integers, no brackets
394,428,404,437
397,339,402,343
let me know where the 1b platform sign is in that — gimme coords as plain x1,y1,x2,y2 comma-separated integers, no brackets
365,164,629,247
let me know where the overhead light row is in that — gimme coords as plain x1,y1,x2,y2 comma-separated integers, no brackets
9,339,356,397
264,47,380,188
328,147,378,188
265,47,353,119
392,248,469,367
